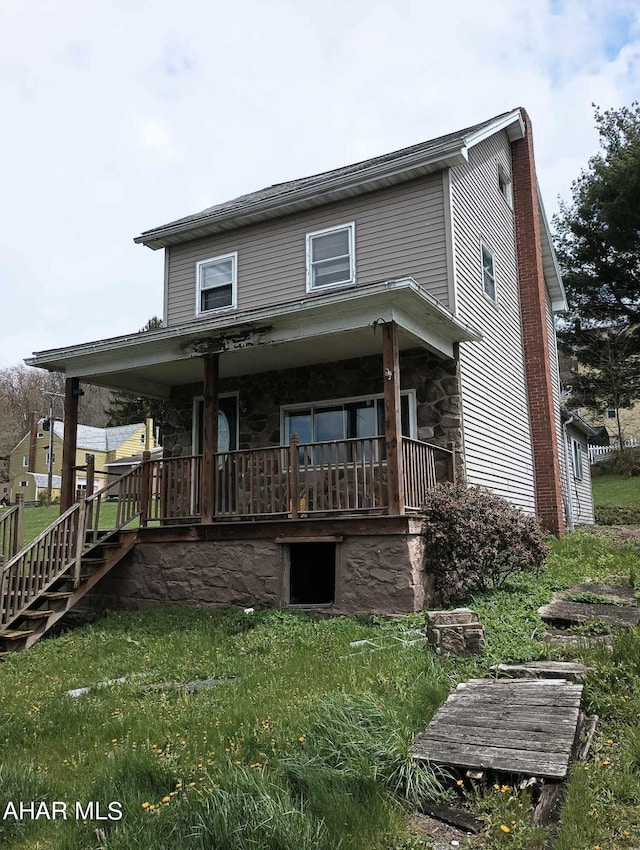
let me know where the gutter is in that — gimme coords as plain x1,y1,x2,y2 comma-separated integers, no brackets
27,278,482,367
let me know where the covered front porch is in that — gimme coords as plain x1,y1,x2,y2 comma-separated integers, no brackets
29,278,480,524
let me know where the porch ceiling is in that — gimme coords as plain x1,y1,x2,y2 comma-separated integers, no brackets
26,278,482,398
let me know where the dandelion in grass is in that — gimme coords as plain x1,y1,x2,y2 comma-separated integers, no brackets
500,824,510,833
141,802,150,809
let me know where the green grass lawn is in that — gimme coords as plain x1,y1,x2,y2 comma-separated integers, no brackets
1,531,639,849
592,474,640,508
0,501,125,549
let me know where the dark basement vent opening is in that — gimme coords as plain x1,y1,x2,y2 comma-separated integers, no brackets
288,542,336,605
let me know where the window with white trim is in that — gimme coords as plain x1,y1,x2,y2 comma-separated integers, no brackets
46,452,56,466
196,252,237,315
20,480,28,487
481,243,497,302
606,406,617,420
306,223,355,291
22,455,28,467
571,438,583,481
283,392,414,462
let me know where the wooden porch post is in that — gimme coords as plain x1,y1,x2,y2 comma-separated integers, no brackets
200,354,220,524
382,321,405,515
60,377,80,514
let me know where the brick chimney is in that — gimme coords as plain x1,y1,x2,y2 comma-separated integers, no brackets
511,109,564,536
28,411,39,473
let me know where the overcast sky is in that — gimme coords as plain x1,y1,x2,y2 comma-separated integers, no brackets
1,0,639,372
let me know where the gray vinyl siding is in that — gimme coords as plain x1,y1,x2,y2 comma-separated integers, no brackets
165,175,449,325
452,132,537,513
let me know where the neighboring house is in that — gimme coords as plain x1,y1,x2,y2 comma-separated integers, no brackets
11,474,62,504
8,420,157,501
25,107,586,615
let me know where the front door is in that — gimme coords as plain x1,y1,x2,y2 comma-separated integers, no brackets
195,394,238,455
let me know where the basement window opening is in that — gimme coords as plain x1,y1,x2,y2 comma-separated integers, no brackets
288,543,336,606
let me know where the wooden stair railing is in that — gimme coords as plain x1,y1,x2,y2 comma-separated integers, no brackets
0,460,155,656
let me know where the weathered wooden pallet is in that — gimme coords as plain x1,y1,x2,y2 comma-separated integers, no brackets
412,678,582,780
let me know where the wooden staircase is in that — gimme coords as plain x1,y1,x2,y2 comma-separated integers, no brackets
0,528,136,655
0,458,153,656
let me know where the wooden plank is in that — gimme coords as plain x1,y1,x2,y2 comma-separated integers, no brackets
427,709,579,732
419,725,576,750
412,741,570,779
491,661,590,682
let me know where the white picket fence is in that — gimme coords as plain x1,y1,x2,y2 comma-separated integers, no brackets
589,437,638,464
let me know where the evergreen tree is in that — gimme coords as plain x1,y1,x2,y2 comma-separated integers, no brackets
105,317,166,439
554,102,640,333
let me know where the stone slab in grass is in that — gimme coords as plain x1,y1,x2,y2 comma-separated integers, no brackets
538,600,640,627
556,583,637,605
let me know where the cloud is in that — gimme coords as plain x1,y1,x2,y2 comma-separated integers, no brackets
0,0,639,371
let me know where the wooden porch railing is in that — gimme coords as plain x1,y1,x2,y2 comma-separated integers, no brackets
1,502,82,627
0,497,24,564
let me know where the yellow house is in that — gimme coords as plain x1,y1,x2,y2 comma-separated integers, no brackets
9,420,157,502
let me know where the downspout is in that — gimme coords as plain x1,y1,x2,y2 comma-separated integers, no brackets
562,417,575,532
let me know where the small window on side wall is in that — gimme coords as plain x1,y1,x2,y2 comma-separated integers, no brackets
196,252,237,315
497,165,513,207
571,438,583,481
306,223,355,291
481,243,497,303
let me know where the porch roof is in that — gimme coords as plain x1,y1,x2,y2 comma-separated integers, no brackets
26,278,482,398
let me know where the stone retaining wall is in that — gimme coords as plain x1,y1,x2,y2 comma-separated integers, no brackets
84,531,431,616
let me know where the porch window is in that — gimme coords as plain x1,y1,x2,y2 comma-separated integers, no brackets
306,223,355,291
196,252,237,315
481,242,497,302
283,393,413,448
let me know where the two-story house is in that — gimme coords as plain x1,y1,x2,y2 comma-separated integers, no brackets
25,107,591,616
9,420,157,503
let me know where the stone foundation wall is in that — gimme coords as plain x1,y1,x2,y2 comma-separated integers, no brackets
162,348,463,472
85,532,431,616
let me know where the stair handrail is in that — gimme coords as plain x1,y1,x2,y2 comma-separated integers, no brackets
84,454,155,541
0,502,82,628
0,496,24,561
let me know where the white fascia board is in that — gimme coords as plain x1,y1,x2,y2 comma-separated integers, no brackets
464,110,525,149
537,184,567,312
27,279,480,372
26,280,482,391
135,150,469,249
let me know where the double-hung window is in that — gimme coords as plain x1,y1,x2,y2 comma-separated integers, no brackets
196,252,237,315
306,223,355,291
481,242,497,302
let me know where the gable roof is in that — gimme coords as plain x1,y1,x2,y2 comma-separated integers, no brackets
135,109,525,250
51,422,144,452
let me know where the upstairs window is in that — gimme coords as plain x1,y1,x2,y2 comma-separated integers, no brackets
22,456,28,467
196,252,237,315
606,406,617,420
481,243,497,303
306,223,355,291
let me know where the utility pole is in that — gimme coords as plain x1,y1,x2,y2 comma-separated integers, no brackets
43,391,64,507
